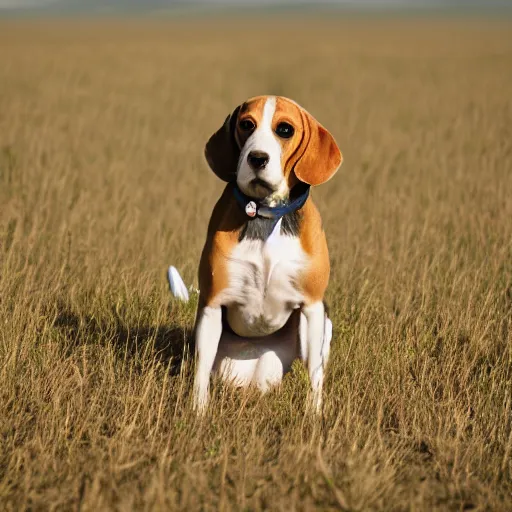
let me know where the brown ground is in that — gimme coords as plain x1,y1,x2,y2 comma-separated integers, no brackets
0,16,511,511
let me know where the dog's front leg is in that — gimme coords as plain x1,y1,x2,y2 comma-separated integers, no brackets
193,305,222,413
302,301,326,412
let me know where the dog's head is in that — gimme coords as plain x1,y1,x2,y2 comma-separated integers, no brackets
204,96,342,202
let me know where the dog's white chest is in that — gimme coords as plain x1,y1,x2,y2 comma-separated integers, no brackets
224,220,307,337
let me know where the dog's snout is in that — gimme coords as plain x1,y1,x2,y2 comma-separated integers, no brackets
247,151,269,171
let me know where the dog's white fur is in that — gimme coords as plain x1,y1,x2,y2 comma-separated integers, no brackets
168,265,332,398
236,97,289,201
218,218,306,337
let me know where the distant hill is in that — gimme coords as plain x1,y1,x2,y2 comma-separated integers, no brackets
1,0,511,16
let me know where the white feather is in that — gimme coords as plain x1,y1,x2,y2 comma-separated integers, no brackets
167,266,189,302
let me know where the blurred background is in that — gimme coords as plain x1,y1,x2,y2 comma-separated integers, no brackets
1,0,512,14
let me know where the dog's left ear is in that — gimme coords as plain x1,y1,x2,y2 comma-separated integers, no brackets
294,109,342,186
204,105,241,182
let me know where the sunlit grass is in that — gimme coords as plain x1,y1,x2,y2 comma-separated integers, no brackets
0,17,511,510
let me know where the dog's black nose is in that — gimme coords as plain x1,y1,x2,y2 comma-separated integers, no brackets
247,151,269,171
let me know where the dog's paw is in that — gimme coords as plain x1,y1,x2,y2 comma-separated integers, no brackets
192,384,209,415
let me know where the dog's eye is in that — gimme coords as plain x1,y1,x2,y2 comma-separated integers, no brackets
239,119,255,132
275,122,294,139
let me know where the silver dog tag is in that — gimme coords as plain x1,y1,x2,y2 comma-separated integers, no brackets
245,201,257,218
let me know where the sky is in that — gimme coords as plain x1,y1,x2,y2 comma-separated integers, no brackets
0,0,510,10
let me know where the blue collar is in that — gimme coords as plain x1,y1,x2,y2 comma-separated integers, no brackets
233,183,310,222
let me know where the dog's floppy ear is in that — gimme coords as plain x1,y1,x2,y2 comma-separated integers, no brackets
204,105,241,182
294,108,342,186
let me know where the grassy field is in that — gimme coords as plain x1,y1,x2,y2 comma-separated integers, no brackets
1,16,511,510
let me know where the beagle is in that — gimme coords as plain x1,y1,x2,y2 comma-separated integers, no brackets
193,95,342,412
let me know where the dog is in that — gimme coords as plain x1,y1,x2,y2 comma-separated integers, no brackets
191,95,342,412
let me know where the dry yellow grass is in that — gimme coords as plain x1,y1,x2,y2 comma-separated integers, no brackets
1,16,511,511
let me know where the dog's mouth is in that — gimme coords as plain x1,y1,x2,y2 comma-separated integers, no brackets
250,178,275,195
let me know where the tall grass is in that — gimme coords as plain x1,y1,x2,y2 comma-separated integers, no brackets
0,18,511,510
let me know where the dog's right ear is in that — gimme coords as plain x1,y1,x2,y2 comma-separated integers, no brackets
204,105,241,182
